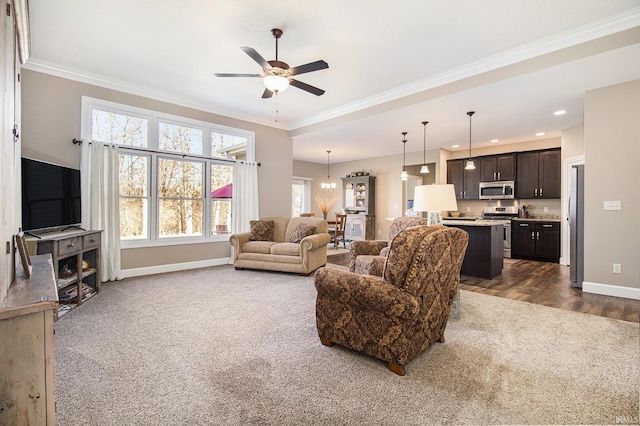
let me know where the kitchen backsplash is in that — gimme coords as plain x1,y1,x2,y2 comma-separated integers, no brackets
455,199,562,220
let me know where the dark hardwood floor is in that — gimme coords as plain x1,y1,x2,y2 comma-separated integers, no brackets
326,253,640,323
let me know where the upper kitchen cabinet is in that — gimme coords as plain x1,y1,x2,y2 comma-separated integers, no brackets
516,149,561,199
480,154,515,182
447,159,480,200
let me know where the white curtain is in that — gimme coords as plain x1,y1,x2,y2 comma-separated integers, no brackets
81,143,123,282
232,161,259,234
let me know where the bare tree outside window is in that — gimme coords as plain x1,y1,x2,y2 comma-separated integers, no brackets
86,102,251,243
158,158,203,237
119,153,149,239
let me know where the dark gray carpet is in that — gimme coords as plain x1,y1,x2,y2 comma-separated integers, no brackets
54,265,639,425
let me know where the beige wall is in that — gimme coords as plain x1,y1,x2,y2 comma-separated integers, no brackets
0,8,22,303
583,80,640,294
21,70,292,271
295,138,563,238
561,124,585,161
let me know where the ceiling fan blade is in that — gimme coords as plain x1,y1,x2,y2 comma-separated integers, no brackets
240,46,271,69
289,79,325,96
262,88,274,99
214,73,261,78
289,60,329,76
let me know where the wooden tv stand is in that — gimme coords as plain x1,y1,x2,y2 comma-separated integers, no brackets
27,229,102,318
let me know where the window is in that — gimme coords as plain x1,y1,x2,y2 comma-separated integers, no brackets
82,97,254,246
292,177,312,217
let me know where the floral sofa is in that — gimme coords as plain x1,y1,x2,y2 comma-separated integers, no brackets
229,216,331,276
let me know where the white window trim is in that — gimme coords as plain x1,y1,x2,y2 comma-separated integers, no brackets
81,96,254,248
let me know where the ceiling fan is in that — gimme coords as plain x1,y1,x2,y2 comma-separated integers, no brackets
215,28,329,98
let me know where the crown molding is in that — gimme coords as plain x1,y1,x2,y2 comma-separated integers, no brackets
288,7,640,131
21,7,640,134
20,59,287,131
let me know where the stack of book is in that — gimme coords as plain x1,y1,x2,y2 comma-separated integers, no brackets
58,284,93,303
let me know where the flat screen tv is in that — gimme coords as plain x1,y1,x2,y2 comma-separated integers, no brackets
21,157,82,232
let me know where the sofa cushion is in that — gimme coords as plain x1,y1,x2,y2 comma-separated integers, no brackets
242,241,277,254
285,217,327,241
250,220,274,241
270,242,301,256
289,223,316,243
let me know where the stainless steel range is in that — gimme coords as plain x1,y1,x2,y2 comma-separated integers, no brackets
483,205,519,258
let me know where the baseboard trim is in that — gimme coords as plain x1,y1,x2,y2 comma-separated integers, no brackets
582,281,640,300
122,258,232,279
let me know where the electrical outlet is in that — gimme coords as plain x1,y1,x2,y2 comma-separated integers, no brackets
466,207,471,212
613,263,622,274
544,207,549,213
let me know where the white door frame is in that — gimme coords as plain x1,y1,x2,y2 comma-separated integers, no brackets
561,155,584,265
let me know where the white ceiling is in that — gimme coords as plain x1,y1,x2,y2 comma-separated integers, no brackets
24,0,640,163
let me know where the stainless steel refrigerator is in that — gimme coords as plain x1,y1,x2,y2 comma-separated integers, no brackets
569,164,584,288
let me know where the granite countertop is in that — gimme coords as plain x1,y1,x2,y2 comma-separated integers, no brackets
442,220,504,227
512,217,561,222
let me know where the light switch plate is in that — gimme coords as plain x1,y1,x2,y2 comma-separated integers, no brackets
604,201,621,211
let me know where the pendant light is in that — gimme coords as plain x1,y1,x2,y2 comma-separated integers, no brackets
321,150,336,190
400,132,408,181
420,121,430,174
465,111,476,170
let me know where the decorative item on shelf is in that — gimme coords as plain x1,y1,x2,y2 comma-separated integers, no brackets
321,150,337,190
420,121,430,174
59,264,75,279
519,203,530,218
465,111,476,170
400,131,408,181
82,259,90,271
413,184,458,225
315,193,337,220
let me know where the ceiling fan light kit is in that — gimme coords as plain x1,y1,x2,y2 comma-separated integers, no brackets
215,28,328,98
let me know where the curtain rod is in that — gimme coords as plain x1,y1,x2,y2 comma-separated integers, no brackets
72,138,260,166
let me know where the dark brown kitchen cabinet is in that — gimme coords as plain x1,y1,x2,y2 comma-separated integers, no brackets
480,154,515,182
511,220,560,262
516,149,561,199
447,159,480,200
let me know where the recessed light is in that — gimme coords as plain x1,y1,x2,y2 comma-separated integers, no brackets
536,132,545,137
554,110,566,116
452,144,460,148
490,139,499,143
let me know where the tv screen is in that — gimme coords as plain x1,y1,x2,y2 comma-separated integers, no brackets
21,157,81,232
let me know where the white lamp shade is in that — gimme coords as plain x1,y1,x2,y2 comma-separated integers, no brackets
420,164,430,173
263,75,289,92
413,184,458,213
465,160,476,170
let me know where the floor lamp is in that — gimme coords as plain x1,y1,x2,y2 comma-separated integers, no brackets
413,184,458,225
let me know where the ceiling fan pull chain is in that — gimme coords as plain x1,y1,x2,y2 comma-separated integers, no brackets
275,93,279,123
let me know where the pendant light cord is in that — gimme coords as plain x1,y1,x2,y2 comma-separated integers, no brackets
467,111,475,159
422,121,428,164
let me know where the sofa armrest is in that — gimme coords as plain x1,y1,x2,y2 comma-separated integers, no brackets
348,240,389,272
229,232,251,260
314,267,419,320
300,232,331,251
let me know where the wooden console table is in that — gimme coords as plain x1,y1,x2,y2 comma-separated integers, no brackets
27,229,102,317
0,254,57,425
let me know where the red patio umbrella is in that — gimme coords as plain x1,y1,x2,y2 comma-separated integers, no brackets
211,183,233,198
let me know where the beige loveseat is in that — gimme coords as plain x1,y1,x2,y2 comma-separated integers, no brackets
229,216,331,276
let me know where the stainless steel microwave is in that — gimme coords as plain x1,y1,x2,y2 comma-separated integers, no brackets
479,181,515,199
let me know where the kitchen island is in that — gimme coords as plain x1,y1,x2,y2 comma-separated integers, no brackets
443,220,504,279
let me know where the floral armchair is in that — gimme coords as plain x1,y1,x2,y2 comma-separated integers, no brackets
314,225,468,376
348,216,429,275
